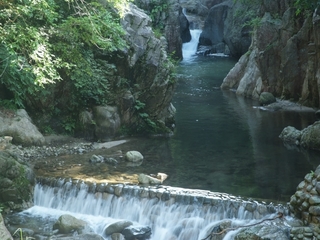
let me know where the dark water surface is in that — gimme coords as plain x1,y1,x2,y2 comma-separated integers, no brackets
34,55,320,203
165,55,320,202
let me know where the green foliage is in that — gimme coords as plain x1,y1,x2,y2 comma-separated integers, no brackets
136,0,168,30
293,0,320,15
133,100,158,133
0,0,128,111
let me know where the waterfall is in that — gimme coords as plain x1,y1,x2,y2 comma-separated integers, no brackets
182,29,202,62
16,181,287,240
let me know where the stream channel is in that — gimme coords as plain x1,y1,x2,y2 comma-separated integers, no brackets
5,30,320,239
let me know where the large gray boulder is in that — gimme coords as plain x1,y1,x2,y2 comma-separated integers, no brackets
104,220,133,236
53,214,92,234
0,109,45,146
125,151,144,162
121,225,151,240
0,150,34,210
300,121,320,150
0,214,12,240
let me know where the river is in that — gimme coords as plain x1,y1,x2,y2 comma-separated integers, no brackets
5,30,320,240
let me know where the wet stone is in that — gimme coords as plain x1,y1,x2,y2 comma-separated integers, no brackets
139,188,149,198
105,185,115,194
309,206,320,216
245,202,257,212
309,196,320,205
161,191,170,201
305,173,314,183
316,182,320,194
298,181,306,190
114,185,123,197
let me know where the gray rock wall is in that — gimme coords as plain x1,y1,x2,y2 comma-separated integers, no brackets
221,0,320,108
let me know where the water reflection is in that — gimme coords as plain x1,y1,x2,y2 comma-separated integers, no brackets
33,55,320,203
168,55,320,202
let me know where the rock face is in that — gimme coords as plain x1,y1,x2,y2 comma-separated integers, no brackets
0,109,45,146
221,0,320,108
116,3,176,133
0,150,34,210
134,0,183,58
186,0,257,57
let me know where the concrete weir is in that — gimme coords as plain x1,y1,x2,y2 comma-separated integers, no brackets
36,177,288,220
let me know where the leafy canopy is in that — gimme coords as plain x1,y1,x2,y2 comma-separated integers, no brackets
0,0,129,108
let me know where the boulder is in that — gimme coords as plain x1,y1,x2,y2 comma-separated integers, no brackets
121,225,151,240
92,106,121,141
138,174,161,185
234,224,290,240
53,214,91,234
104,220,133,236
259,92,276,105
300,121,320,150
89,154,104,163
0,214,13,240
204,220,232,240
0,150,34,210
279,126,302,146
0,109,45,146
125,151,144,162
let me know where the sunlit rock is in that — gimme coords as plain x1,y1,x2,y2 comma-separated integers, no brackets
157,172,168,182
0,109,45,146
138,174,161,185
53,214,92,234
125,151,144,162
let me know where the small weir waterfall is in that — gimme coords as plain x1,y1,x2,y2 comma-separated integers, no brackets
16,180,287,240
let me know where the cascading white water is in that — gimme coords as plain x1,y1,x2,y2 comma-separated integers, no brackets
19,182,284,240
182,29,202,62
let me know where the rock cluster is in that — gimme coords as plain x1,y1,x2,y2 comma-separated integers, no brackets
289,165,320,239
279,121,320,151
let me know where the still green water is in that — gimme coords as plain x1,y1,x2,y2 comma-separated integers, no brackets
166,55,319,202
